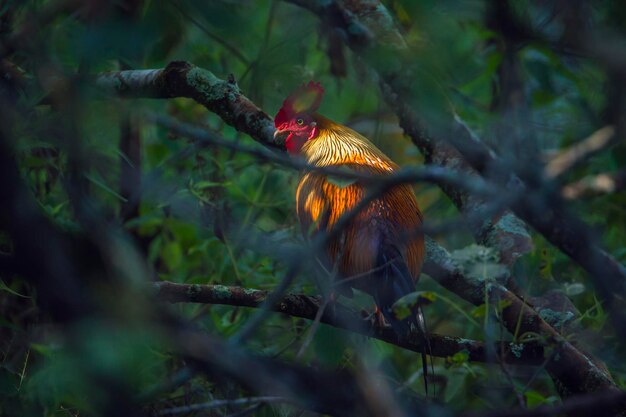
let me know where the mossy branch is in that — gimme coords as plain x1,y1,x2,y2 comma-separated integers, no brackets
154,280,543,365
97,61,280,150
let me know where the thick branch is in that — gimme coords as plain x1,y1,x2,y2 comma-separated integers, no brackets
97,61,280,150
154,280,543,365
423,237,615,395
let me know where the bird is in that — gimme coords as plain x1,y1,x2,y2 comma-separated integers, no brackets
273,81,432,393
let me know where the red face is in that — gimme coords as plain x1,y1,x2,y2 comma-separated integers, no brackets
274,81,325,155
274,113,319,154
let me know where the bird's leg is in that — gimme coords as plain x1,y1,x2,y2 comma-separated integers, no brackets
373,305,387,328
362,305,388,329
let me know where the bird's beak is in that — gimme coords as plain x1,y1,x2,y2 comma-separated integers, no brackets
273,129,290,143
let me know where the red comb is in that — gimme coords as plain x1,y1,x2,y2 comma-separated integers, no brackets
275,81,325,128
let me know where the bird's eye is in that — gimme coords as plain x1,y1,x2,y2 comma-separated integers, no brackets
296,118,304,125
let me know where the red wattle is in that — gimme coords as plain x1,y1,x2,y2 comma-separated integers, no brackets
286,127,318,155
285,133,305,154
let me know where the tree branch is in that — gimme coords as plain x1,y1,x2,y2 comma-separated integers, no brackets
96,61,280,150
545,126,616,179
154,280,543,365
562,169,626,199
423,237,615,394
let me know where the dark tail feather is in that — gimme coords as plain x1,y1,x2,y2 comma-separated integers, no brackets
375,249,433,395
416,304,435,396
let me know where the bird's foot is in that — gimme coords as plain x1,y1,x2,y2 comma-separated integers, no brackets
362,306,388,329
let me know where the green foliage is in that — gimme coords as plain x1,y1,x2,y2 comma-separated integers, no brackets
392,291,436,320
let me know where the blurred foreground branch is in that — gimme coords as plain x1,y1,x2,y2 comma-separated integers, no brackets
545,126,616,179
170,326,433,417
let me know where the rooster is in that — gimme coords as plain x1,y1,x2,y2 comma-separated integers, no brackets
274,82,431,392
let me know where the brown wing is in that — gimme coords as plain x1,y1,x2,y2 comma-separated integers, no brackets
295,165,424,284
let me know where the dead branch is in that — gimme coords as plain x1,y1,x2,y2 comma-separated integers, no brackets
562,169,626,199
545,126,616,179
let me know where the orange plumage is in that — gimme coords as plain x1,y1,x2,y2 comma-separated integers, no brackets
274,82,430,392
294,115,424,289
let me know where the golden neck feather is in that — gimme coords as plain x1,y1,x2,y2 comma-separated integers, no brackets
300,115,396,172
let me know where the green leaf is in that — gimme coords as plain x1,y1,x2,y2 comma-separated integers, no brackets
524,390,548,408
30,343,58,358
84,173,128,202
538,247,553,280
192,180,225,190
496,299,512,312
448,350,470,368
563,282,585,296
0,281,30,298
392,291,436,320
161,241,183,271
471,300,510,318
471,304,487,318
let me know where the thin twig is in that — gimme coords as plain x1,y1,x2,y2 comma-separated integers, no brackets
296,297,329,359
545,126,616,179
562,169,626,199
